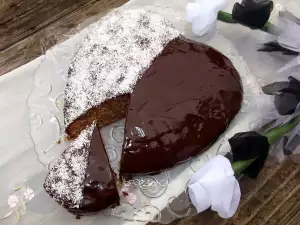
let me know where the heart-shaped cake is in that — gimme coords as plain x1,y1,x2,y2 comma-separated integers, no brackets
44,8,242,215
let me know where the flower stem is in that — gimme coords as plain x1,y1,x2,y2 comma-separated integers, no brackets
260,21,279,35
232,158,257,176
217,11,276,34
217,11,237,24
260,21,272,33
264,116,300,145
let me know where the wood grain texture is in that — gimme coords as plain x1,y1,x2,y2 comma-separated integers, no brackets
0,0,118,50
0,0,128,76
168,159,300,225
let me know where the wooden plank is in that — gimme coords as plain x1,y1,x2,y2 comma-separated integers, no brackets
285,209,300,225
239,159,283,205
265,192,300,225
246,168,300,225
0,0,98,51
0,0,128,76
229,161,300,225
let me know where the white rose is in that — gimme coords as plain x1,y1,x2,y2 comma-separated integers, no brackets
188,155,241,218
186,0,227,36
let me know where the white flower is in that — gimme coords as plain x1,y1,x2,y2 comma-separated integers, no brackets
188,155,240,218
8,195,19,208
186,0,227,37
23,188,34,201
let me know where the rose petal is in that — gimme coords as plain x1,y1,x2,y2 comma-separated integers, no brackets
232,0,274,29
278,20,300,52
188,182,211,213
186,0,227,36
186,2,202,22
188,156,240,218
229,131,269,178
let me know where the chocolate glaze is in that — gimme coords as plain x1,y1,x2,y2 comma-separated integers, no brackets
45,37,243,215
69,127,119,214
120,38,243,175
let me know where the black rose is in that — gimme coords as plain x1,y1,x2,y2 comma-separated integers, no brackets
229,131,270,178
262,76,300,115
232,0,274,29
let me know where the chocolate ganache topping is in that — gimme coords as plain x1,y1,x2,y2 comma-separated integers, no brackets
120,37,243,175
69,126,119,214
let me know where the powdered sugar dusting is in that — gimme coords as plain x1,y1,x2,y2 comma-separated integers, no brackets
44,123,95,208
64,8,180,127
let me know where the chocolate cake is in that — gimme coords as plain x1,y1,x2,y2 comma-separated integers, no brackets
44,8,243,214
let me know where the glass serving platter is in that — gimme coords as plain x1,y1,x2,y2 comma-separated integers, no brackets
21,3,272,225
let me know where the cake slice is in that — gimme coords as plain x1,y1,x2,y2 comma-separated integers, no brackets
69,124,120,213
44,123,119,213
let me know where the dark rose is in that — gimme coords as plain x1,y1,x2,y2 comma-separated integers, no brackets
229,131,270,178
232,0,273,29
263,76,300,115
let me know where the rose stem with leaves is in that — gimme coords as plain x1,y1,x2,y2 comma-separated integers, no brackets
217,11,277,35
232,116,300,176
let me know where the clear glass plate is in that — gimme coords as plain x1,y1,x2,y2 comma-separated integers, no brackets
24,3,269,225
